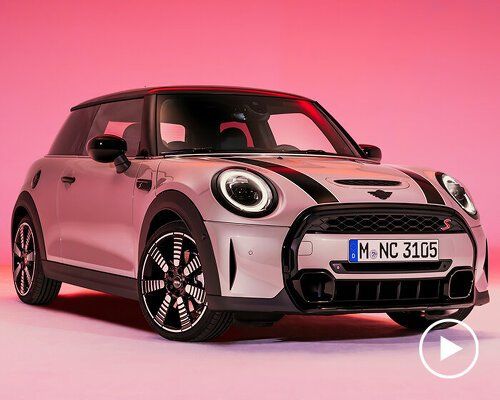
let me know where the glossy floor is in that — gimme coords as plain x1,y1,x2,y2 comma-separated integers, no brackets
0,266,498,400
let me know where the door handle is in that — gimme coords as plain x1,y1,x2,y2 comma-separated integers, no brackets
61,176,76,184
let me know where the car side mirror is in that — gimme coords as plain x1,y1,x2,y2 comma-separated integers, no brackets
87,135,131,173
359,144,382,162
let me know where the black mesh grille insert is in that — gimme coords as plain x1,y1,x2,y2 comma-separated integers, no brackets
334,279,442,303
309,214,465,234
334,179,401,186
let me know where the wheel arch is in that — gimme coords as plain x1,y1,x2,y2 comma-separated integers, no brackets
12,191,47,260
139,190,221,296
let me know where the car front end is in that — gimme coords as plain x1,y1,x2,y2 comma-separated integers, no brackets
153,89,489,324
193,157,489,318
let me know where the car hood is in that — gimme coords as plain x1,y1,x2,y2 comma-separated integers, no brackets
222,154,441,205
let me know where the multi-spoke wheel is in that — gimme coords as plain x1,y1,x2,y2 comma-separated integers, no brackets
387,307,473,331
12,216,61,304
13,222,35,296
138,221,232,341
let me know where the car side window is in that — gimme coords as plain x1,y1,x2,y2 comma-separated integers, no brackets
48,106,98,155
84,98,144,156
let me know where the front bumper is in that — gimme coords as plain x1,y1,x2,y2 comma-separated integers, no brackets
205,203,489,314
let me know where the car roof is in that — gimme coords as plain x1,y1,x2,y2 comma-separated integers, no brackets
71,86,311,111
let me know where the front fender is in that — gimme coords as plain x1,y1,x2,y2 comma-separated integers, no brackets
12,191,47,260
138,190,221,296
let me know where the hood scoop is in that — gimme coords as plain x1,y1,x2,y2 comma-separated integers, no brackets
334,179,401,187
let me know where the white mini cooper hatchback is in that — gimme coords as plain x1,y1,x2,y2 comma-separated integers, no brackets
12,86,489,341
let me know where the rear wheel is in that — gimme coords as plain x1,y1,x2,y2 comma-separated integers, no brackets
138,221,233,341
12,216,61,304
387,307,473,331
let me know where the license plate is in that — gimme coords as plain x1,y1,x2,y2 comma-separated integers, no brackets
348,239,439,262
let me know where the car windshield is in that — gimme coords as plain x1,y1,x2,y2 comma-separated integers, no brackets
156,94,361,157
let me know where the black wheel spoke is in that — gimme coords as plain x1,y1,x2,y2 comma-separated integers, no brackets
150,245,169,272
13,244,22,258
176,297,192,331
26,251,35,262
185,284,206,304
183,255,201,277
172,233,184,267
13,264,22,280
24,227,32,251
20,270,26,293
142,279,166,294
19,226,26,250
24,268,33,286
154,294,172,325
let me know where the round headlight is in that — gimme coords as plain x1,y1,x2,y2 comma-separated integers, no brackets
213,169,277,217
437,173,477,216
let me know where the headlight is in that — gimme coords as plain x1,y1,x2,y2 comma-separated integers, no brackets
212,169,277,217
437,173,477,216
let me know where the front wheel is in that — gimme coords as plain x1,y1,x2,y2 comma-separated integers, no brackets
138,221,233,341
387,306,474,331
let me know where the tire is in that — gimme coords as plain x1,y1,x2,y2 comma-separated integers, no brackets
387,306,474,331
12,215,61,304
138,221,233,341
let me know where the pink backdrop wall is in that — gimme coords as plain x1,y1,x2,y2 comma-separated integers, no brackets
1,0,499,265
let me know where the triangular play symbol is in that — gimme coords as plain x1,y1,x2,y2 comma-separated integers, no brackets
440,336,463,361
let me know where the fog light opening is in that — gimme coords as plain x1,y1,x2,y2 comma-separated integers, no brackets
299,272,334,303
448,270,474,299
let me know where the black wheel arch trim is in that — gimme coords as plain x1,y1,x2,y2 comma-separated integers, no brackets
139,190,221,296
12,191,47,260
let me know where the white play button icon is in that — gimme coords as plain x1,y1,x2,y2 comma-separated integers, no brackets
440,336,463,361
419,318,479,379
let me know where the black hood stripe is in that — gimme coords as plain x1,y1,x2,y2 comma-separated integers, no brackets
397,168,445,205
223,157,338,204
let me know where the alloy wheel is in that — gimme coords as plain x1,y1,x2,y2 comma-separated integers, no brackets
140,231,207,332
13,222,36,296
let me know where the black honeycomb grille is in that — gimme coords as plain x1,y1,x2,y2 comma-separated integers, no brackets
308,214,465,234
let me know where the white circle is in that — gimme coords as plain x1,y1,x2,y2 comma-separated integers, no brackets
418,318,479,379
218,169,272,213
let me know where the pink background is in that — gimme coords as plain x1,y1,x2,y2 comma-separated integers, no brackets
1,0,499,265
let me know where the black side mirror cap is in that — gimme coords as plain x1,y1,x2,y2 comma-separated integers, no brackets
87,135,131,173
359,144,382,162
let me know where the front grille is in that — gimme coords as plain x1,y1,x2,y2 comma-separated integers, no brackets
308,213,465,234
334,179,401,186
335,278,442,303
288,269,474,310
282,204,473,312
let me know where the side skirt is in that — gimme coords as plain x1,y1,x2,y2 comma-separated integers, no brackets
42,260,138,300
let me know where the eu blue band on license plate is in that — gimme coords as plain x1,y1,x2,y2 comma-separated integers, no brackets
349,239,358,262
